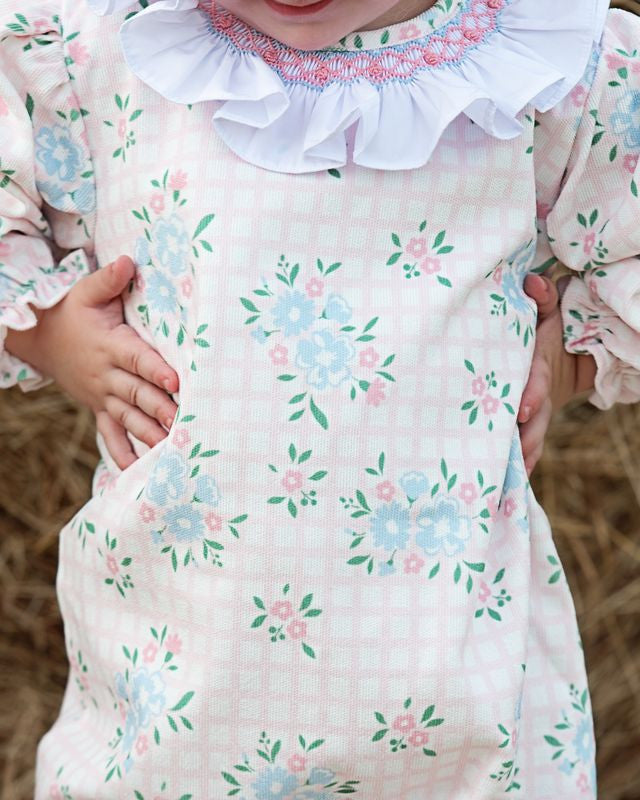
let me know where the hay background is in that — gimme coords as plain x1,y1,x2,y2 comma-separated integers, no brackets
1,2,640,796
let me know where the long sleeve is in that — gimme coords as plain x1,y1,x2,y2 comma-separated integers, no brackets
0,2,96,391
534,9,640,410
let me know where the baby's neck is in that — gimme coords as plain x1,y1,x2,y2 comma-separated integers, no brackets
361,0,439,30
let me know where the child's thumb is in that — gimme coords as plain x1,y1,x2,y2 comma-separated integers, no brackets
81,255,136,306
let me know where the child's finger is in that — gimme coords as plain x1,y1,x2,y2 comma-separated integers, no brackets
523,274,559,319
519,398,552,469
78,255,136,307
110,325,180,394
95,410,138,471
108,368,178,430
103,395,171,450
518,356,550,423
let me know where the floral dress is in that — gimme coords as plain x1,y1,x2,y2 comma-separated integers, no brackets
1,0,639,797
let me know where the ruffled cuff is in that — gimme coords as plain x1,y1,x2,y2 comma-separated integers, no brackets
0,249,91,391
561,275,640,409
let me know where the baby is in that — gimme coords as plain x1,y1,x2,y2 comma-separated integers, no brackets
1,0,638,797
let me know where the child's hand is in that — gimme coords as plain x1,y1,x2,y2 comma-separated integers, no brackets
6,255,179,470
518,274,597,477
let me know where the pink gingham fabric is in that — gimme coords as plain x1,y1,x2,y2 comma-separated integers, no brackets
1,1,639,797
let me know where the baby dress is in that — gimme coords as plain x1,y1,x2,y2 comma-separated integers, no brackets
1,0,640,797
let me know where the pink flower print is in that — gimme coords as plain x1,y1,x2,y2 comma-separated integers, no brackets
481,395,499,415
165,633,182,655
366,377,386,406
58,270,76,287
139,502,156,523
408,729,429,747
168,170,188,190
503,497,516,518
511,727,517,750
404,553,425,574
269,344,288,366
287,619,307,640
271,600,294,621
606,53,627,71
583,232,595,256
204,512,223,532
142,642,158,663
118,118,127,138
420,257,441,275
459,482,478,505
150,193,165,214
376,480,395,502
487,497,498,518
69,654,79,672
576,773,589,793
68,40,89,66
624,154,639,174
106,555,119,576
0,240,11,258
49,785,62,800
471,376,486,397
0,97,8,116
282,470,303,492
180,277,193,298
570,85,587,107
359,346,380,369
135,734,149,756
305,277,324,297
79,673,89,691
492,265,503,285
399,23,421,40
118,700,126,721
32,19,49,33
172,429,191,448
633,62,640,75
393,714,416,733
405,237,428,259
287,754,307,772
478,580,491,603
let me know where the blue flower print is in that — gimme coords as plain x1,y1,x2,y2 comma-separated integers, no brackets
251,325,268,344
122,711,138,753
130,667,166,728
415,496,472,557
35,125,83,182
501,272,530,314
146,270,179,314
271,290,315,337
370,501,411,551
610,89,640,149
295,329,355,391
251,766,298,800
378,560,397,576
324,293,352,324
503,435,524,493
146,451,188,506
153,215,191,276
115,672,128,701
292,791,330,800
308,768,336,785
559,758,573,776
573,718,595,764
163,503,206,543
72,180,96,214
399,471,429,500
194,474,220,507
36,180,66,208
134,236,151,267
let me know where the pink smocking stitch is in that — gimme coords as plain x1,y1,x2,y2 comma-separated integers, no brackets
200,0,508,89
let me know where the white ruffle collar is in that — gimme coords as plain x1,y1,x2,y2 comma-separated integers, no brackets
88,0,610,174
